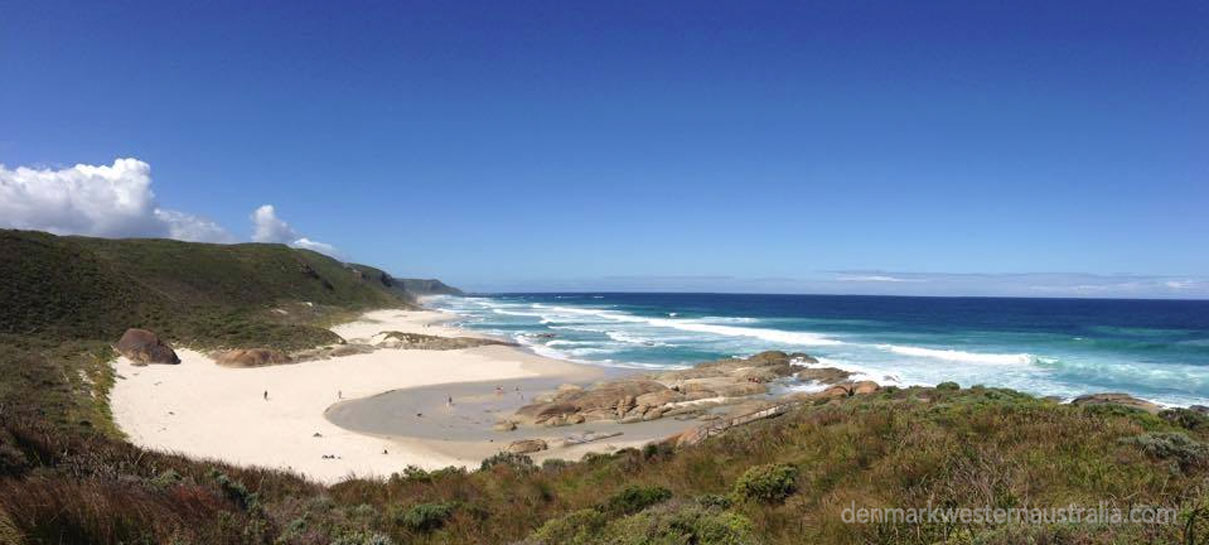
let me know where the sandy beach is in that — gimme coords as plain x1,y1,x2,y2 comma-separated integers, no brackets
110,308,611,483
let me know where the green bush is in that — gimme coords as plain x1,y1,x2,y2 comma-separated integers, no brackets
1161,408,1209,431
1121,432,1209,470
150,468,182,489
530,508,609,545
397,502,456,533
480,451,536,472
331,530,395,545
602,503,757,545
732,463,798,504
936,381,960,391
209,469,259,512
601,485,673,516
696,494,733,510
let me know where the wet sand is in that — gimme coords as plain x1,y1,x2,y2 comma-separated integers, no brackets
325,372,708,464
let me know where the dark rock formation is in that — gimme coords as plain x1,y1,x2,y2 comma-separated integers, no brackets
114,328,180,365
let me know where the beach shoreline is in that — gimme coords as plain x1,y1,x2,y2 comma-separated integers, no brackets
110,307,619,484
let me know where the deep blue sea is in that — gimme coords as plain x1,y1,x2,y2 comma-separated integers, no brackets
429,293,1209,407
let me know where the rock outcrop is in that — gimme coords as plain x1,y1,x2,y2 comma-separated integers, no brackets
514,351,811,427
214,349,292,367
795,367,852,385
370,331,515,351
114,328,180,365
1071,392,1162,414
506,438,548,454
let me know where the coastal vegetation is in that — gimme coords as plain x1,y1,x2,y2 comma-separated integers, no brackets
2,229,1208,544
4,383,1209,544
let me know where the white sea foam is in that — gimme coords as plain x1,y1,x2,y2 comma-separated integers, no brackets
531,304,842,346
875,344,1035,365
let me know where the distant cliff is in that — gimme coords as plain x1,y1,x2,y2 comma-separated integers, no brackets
396,278,464,296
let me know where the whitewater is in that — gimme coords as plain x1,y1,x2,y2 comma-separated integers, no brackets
430,293,1209,407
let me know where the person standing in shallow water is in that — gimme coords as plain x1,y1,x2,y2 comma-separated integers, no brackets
263,390,268,401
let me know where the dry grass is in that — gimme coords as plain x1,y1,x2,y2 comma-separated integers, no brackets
5,384,1207,544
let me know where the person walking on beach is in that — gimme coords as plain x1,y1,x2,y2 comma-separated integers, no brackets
446,395,454,408
263,390,268,401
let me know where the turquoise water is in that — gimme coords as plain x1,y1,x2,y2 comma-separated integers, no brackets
429,293,1209,407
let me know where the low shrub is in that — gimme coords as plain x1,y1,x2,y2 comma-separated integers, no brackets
480,451,536,472
1121,432,1209,471
696,493,733,510
1161,408,1209,431
331,530,395,545
209,469,259,512
529,508,609,545
397,502,456,533
601,485,673,516
936,381,960,391
732,463,798,504
602,503,757,545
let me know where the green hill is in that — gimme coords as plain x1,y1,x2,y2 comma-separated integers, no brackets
0,229,452,431
0,229,432,347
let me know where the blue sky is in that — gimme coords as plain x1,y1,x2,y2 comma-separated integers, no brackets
2,1,1206,297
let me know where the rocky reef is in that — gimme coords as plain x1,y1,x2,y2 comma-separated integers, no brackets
507,350,872,429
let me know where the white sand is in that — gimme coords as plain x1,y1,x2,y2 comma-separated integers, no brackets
110,309,591,484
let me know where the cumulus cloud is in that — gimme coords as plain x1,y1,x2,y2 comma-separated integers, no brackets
0,158,236,243
250,204,339,257
0,158,341,259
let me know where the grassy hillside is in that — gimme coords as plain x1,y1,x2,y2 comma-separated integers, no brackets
0,229,434,433
3,385,1208,544
0,230,416,346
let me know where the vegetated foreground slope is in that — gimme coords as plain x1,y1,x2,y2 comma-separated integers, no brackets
4,385,1209,544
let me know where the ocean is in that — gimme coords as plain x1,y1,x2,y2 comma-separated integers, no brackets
429,293,1209,407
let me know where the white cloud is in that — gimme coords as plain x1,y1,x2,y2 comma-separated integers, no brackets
250,204,340,257
835,274,923,283
0,158,235,243
291,237,339,256
251,204,297,243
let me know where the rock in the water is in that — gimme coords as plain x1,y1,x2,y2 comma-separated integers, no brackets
1071,392,1161,414
492,420,518,432
214,349,292,367
115,328,180,365
795,367,852,385
506,438,548,454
